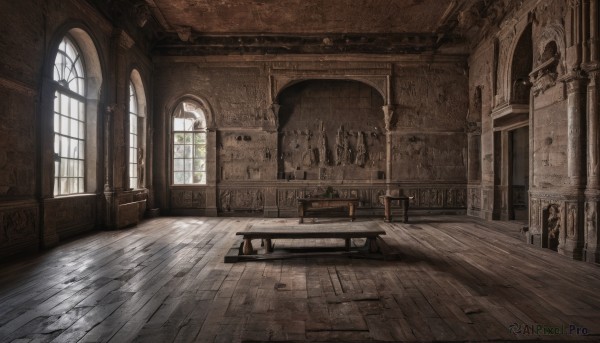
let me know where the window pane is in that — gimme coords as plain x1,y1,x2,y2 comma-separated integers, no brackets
193,172,205,184
79,161,84,178
70,119,78,138
79,141,85,160
173,118,185,131
184,145,192,158
184,172,192,184
78,178,84,192
184,159,192,171
174,172,184,184
174,145,184,158
60,160,68,177
195,133,206,144
174,133,185,144
193,159,205,172
60,115,68,135
60,136,69,157
194,144,206,158
174,158,184,171
184,133,193,143
60,94,69,115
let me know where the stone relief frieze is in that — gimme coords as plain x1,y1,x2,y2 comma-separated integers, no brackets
394,68,467,130
171,190,206,208
50,197,95,229
219,189,264,212
278,189,299,208
219,132,273,181
0,207,37,245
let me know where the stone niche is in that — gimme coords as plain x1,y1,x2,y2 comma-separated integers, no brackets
277,79,386,181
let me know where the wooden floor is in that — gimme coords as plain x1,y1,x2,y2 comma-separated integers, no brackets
1,216,600,342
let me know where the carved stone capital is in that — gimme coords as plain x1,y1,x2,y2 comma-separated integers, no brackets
113,29,135,50
560,69,588,93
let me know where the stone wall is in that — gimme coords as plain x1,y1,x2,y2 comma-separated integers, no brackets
0,0,154,259
466,0,600,262
153,57,469,216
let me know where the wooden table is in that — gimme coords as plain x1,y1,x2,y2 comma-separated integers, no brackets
296,197,359,223
379,195,412,223
235,223,386,255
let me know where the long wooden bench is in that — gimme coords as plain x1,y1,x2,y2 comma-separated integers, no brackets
296,197,359,223
235,223,386,256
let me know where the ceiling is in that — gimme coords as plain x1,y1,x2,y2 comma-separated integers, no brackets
147,0,461,35
100,0,499,55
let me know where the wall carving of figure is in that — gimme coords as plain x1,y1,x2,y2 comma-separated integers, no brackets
301,131,317,167
355,132,367,167
546,204,560,251
585,202,597,243
568,203,577,238
318,123,328,166
137,148,144,187
335,126,345,166
220,190,232,211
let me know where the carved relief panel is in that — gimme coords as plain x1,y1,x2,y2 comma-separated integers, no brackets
218,132,275,181
0,206,37,247
171,189,206,208
277,80,386,180
219,189,264,212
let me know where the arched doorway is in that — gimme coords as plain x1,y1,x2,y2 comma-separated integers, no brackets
492,23,532,221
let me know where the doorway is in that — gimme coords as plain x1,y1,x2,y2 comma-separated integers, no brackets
510,126,529,221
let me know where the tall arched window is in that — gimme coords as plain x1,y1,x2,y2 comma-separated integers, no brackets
129,81,139,188
129,69,146,190
53,35,86,195
172,100,206,185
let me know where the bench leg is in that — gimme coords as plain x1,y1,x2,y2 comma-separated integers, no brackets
349,203,356,222
402,199,409,223
265,239,273,253
366,237,379,253
345,238,351,251
384,198,391,222
242,238,253,255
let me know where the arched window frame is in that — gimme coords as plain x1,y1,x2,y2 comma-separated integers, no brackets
171,100,207,185
128,69,147,190
53,34,87,195
129,81,139,189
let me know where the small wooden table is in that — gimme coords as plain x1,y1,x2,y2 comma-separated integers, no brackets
297,197,359,224
236,223,386,255
379,195,412,223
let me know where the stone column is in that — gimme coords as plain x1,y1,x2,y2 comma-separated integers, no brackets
583,0,600,262
104,30,134,228
382,105,394,194
564,75,587,188
561,73,587,259
466,123,481,183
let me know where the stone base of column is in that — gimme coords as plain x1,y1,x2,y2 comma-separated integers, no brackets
584,244,600,263
560,238,584,260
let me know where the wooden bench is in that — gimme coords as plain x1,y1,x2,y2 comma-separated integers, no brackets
297,197,359,223
235,223,386,255
378,195,413,223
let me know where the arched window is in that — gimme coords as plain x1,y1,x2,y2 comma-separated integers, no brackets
129,69,146,190
53,35,86,195
129,81,139,188
172,100,206,185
